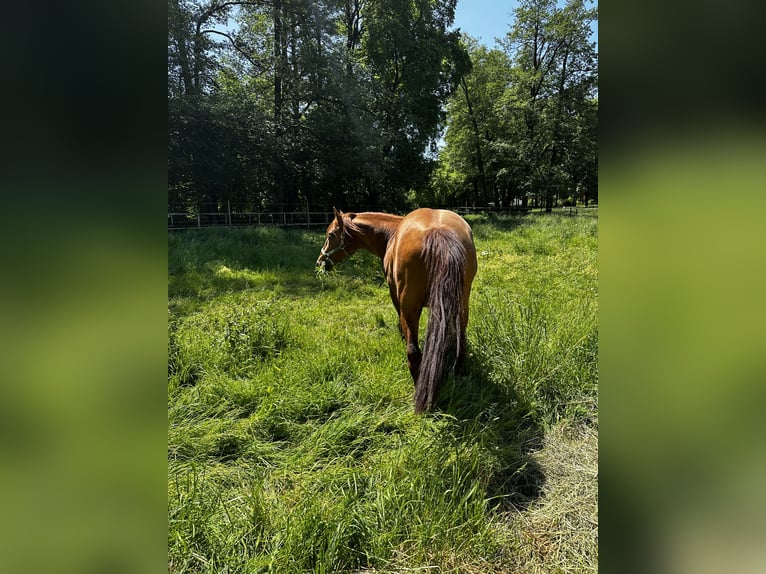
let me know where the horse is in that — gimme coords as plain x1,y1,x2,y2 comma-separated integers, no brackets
316,207,477,413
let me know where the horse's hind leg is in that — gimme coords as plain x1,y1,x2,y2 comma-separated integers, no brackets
399,307,422,384
388,283,404,337
455,303,469,376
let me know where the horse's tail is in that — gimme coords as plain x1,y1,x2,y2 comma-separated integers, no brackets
414,228,466,413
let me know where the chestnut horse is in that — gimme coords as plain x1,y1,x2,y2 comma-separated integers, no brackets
316,208,477,413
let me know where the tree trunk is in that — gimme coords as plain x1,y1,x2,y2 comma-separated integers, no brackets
460,78,488,204
345,0,362,76
273,0,286,205
273,1,284,122
170,0,194,96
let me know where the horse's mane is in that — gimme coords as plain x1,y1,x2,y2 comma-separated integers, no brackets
344,212,402,239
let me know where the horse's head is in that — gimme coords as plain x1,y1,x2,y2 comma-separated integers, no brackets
316,208,355,271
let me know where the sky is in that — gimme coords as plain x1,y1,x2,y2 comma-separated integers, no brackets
452,0,598,49
452,0,519,48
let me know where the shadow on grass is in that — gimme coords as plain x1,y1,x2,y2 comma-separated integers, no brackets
168,226,375,301
168,227,396,301
435,352,547,512
169,226,324,267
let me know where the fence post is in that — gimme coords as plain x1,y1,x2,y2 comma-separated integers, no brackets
227,201,231,227
197,214,201,228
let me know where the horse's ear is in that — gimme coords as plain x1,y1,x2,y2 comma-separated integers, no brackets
334,207,344,227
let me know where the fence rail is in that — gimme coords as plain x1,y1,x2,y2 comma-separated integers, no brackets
168,204,596,230
168,211,336,229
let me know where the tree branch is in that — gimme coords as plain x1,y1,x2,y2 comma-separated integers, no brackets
201,29,266,71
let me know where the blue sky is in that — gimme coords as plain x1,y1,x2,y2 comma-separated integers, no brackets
452,0,598,49
453,0,517,48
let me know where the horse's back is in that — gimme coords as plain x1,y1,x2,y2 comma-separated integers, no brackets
388,209,477,284
400,208,467,232
396,209,471,246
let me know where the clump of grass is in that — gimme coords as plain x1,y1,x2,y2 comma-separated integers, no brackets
168,297,292,385
473,295,598,424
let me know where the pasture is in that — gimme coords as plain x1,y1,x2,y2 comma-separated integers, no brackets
168,211,598,573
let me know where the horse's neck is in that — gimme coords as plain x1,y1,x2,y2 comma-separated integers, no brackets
350,213,402,259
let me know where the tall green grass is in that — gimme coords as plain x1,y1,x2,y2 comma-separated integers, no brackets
168,212,597,573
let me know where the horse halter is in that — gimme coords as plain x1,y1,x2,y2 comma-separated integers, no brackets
319,230,348,265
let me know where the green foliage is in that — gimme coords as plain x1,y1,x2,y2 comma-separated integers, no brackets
168,0,468,212
430,0,598,209
168,213,598,572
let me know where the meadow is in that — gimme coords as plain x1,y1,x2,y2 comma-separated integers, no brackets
168,211,598,573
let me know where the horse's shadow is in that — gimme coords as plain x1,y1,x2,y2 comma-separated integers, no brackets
433,354,546,512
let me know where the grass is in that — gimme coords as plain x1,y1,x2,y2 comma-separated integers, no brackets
168,211,598,573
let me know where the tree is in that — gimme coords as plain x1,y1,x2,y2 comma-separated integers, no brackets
428,0,597,211
168,0,260,213
433,38,513,207
502,0,598,211
168,0,469,214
